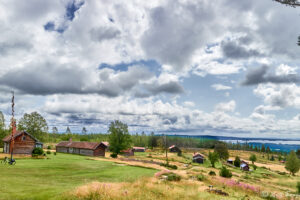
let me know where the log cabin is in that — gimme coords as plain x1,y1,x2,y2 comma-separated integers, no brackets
2,131,43,154
56,139,107,156
193,153,205,164
132,147,146,152
168,145,181,153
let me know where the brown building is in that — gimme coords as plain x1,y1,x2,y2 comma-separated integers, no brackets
193,153,205,164
169,145,181,153
121,148,134,156
56,139,107,156
132,147,146,152
2,131,43,154
240,161,250,171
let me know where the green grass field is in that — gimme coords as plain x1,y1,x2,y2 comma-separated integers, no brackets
0,153,157,200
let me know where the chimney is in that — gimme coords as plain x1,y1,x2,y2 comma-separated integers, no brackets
69,138,72,142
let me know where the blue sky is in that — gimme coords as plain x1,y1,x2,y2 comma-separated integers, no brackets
0,0,300,138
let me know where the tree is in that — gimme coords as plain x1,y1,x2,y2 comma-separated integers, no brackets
261,144,266,152
234,156,241,167
82,127,87,135
274,0,300,7
278,154,282,161
250,154,257,164
0,111,7,147
18,112,48,141
108,120,131,156
66,127,71,134
148,132,158,149
285,150,300,176
208,151,219,168
214,143,229,160
296,149,300,158
0,111,4,129
52,127,58,134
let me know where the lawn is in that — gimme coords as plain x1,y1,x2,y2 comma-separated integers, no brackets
0,153,157,200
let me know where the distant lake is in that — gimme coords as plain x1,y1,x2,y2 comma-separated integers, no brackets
169,135,300,152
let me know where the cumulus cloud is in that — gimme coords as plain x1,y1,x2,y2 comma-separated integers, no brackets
215,100,236,112
242,65,300,86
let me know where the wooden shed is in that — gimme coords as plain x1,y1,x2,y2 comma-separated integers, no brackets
169,145,181,153
240,161,250,171
121,148,134,156
56,139,107,157
132,147,146,152
2,131,43,154
193,153,205,164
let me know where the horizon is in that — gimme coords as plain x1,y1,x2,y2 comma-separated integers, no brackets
0,0,300,138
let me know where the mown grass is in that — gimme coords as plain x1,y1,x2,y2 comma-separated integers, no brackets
0,153,157,200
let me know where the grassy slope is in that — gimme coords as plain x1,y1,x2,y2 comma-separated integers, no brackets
0,153,156,200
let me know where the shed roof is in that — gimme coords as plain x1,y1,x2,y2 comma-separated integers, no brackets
168,145,178,149
240,163,248,168
56,141,107,150
133,147,146,150
2,131,41,143
193,153,205,158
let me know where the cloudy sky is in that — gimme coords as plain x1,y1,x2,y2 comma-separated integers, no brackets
0,0,300,138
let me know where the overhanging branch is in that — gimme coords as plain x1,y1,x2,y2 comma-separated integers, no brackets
274,0,300,7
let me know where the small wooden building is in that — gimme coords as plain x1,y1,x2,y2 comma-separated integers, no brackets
101,141,109,151
121,148,134,156
227,159,233,165
2,131,43,154
56,139,107,157
193,153,205,164
240,161,249,171
169,145,181,153
132,147,146,152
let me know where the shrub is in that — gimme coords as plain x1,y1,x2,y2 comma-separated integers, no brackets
253,164,257,170
196,174,205,181
46,150,51,154
160,163,177,170
166,173,181,181
208,171,216,176
32,147,44,156
54,152,57,156
47,145,52,150
110,153,118,158
234,156,241,167
177,151,182,157
297,182,300,194
219,167,232,178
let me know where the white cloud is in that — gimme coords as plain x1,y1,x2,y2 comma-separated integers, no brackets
215,100,236,113
211,84,232,91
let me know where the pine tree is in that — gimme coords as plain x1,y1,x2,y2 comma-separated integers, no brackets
285,150,300,176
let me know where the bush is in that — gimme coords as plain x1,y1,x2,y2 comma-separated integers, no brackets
253,164,257,170
46,150,51,154
32,147,44,156
196,174,205,181
160,163,178,170
177,151,182,157
219,167,232,178
54,152,57,156
297,182,300,194
208,171,216,176
234,156,241,167
166,173,181,181
47,145,52,150
110,153,118,158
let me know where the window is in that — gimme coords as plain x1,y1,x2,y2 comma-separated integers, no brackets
22,136,26,141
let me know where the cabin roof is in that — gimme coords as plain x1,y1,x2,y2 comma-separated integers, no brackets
193,153,205,158
101,141,109,147
133,147,146,150
56,141,107,150
168,145,178,149
240,163,248,168
2,131,41,143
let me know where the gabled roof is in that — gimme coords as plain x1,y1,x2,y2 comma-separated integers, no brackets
133,147,146,150
193,153,205,158
2,131,41,143
56,141,106,150
101,141,109,147
168,145,177,149
240,163,248,168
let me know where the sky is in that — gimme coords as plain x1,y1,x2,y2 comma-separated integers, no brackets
0,0,300,138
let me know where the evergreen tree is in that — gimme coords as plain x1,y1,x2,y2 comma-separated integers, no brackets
250,154,257,164
66,127,71,134
82,127,87,135
208,151,219,168
285,150,300,176
234,156,241,167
